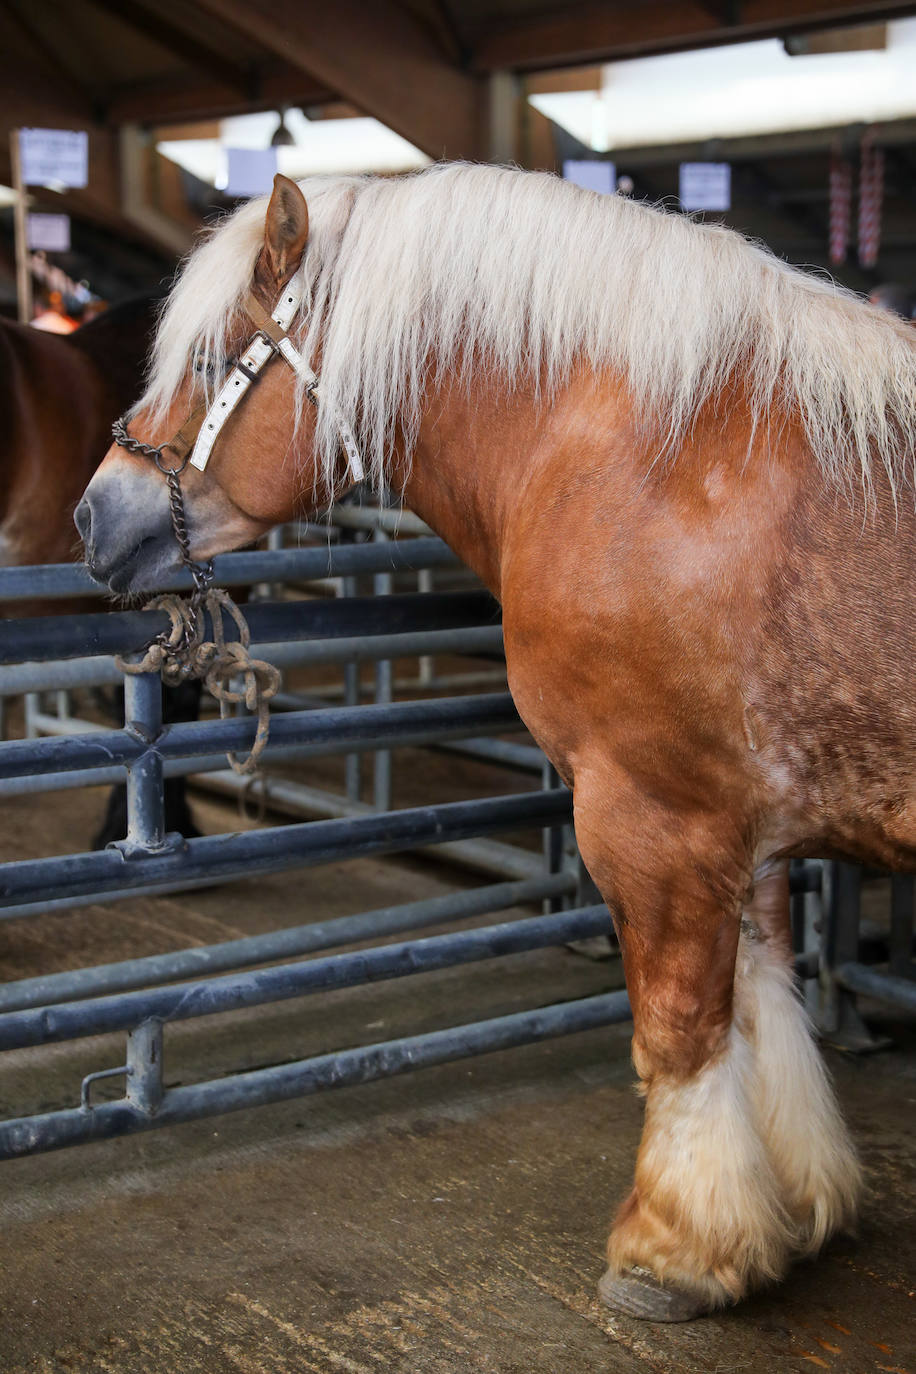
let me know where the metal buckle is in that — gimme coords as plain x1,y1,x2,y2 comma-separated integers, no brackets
252,327,281,356
235,357,263,384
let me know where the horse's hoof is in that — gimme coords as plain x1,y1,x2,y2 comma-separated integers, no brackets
597,1267,713,1323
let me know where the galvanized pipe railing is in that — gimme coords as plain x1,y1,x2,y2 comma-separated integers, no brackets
0,693,520,780
0,874,577,1011
0,906,613,1051
0,589,499,665
0,991,633,1160
0,626,506,698
0,536,456,602
0,789,572,910
0,539,602,1161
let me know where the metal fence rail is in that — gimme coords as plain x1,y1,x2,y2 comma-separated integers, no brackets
0,589,499,665
0,547,607,1159
0,875,577,1011
1,534,902,1164
0,906,612,1051
818,861,916,1050
0,991,633,1160
0,788,572,910
0,535,458,602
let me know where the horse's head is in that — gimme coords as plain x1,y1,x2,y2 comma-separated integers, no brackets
75,175,355,594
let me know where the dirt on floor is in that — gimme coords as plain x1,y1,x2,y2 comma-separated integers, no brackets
0,778,914,1373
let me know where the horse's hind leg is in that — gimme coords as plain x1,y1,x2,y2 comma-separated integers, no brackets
736,861,860,1256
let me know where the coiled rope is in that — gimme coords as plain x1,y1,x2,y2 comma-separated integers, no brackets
116,589,281,776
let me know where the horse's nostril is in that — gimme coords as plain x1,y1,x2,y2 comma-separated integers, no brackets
74,498,92,543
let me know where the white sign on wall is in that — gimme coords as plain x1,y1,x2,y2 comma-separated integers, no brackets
26,213,71,253
225,147,278,199
563,160,617,195
19,129,88,188
679,162,731,211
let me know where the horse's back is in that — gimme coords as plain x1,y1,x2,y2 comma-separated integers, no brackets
497,376,916,872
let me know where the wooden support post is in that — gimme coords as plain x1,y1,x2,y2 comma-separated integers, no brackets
488,72,519,164
10,129,32,325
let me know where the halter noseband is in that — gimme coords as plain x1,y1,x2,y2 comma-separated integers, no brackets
110,280,365,607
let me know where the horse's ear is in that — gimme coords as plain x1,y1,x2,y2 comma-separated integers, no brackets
263,173,309,285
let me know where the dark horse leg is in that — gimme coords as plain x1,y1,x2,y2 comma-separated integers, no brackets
92,680,203,848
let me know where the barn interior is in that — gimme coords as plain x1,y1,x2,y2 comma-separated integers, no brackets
1,4,916,1373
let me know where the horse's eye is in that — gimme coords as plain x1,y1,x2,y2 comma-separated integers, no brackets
193,355,238,379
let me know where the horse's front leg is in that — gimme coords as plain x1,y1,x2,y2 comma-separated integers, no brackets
573,778,856,1319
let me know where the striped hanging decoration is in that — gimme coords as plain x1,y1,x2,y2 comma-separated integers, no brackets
828,151,852,265
858,134,884,270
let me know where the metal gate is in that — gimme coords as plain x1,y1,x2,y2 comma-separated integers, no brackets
0,523,909,1159
0,526,630,1158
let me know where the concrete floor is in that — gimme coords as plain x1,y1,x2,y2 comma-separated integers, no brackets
1,787,915,1373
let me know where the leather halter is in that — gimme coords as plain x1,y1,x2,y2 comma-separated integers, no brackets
109,279,366,627
112,279,365,486
187,280,365,482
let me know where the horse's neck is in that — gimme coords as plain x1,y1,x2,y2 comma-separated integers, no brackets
400,372,562,596
400,364,628,599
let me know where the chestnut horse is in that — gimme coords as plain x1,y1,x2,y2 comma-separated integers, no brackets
1,301,200,845
75,166,916,1319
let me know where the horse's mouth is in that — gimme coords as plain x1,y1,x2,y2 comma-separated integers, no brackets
83,535,178,596
75,488,182,595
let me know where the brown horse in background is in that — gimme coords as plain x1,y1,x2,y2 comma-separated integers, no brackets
1,299,201,845
77,167,916,1320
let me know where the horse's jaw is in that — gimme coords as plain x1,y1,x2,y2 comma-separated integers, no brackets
74,458,182,595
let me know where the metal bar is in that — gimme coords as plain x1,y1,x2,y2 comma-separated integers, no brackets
122,673,166,852
0,626,506,696
0,991,632,1159
434,737,544,772
821,861,865,1039
889,875,915,979
11,129,32,325
373,529,393,812
0,905,610,1050
0,537,457,602
418,566,435,685
189,772,553,882
0,693,520,780
0,724,536,799
125,1019,164,1114
836,960,916,1012
0,875,577,1012
342,572,362,803
324,506,432,536
0,789,572,909
0,877,235,922
0,590,499,665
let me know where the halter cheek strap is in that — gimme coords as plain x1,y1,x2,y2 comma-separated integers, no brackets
188,282,365,483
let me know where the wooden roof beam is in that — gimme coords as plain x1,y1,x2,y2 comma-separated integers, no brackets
474,0,916,72
191,0,484,160
104,67,335,127
85,0,254,94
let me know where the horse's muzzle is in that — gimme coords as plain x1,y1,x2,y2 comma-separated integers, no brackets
75,462,181,594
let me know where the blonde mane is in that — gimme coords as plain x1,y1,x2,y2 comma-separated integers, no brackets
140,161,916,499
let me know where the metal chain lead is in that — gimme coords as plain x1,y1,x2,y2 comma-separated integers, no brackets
110,416,278,772
110,417,213,656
